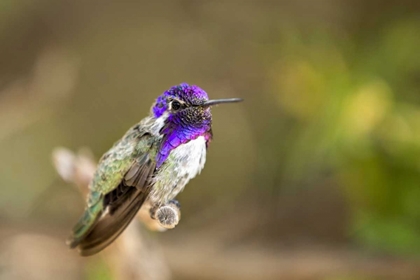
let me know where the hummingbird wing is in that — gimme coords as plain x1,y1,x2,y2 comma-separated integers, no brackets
67,127,157,256
77,155,155,256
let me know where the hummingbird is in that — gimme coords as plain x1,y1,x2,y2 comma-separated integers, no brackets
67,83,242,256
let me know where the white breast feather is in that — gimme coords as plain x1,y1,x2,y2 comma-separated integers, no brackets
171,136,207,179
149,135,207,203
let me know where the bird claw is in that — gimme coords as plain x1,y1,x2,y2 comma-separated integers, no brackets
150,200,181,229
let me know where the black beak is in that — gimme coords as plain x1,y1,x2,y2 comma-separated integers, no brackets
201,98,243,108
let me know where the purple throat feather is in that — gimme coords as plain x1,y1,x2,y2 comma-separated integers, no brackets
153,83,213,168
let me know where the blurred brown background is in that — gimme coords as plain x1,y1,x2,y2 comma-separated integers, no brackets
1,1,420,279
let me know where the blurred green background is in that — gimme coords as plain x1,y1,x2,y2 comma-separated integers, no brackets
0,1,420,279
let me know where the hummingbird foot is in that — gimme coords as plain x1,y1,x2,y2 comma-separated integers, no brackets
150,200,181,229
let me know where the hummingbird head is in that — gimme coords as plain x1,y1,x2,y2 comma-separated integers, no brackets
151,83,242,167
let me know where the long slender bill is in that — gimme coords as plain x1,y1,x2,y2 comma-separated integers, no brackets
201,98,243,108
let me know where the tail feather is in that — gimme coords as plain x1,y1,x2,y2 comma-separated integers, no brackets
72,187,149,256
67,200,103,248
78,194,145,256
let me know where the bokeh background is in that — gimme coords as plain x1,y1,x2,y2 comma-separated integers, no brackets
1,1,420,279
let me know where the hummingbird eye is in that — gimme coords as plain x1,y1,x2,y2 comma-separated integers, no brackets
170,100,182,111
